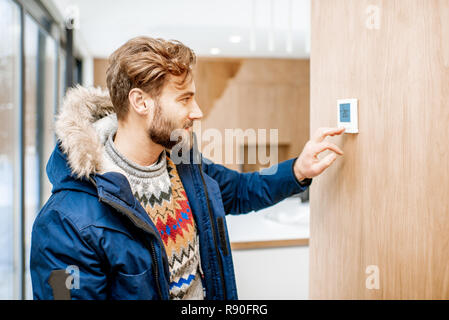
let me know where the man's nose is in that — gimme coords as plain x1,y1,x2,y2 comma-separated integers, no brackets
189,100,203,120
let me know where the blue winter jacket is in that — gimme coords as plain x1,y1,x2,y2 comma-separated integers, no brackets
30,86,311,300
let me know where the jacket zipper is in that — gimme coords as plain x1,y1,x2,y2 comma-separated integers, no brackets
196,162,227,300
149,241,161,298
99,197,165,300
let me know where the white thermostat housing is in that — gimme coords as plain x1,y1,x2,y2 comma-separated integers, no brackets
337,98,358,133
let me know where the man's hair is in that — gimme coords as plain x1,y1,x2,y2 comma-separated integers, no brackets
106,36,196,120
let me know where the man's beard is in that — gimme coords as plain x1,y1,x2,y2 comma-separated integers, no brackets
148,101,193,150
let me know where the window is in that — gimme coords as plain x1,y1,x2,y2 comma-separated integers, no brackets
58,49,67,113
23,11,39,302
0,0,68,299
23,13,59,300
0,0,21,300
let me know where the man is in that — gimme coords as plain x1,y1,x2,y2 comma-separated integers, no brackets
30,36,345,300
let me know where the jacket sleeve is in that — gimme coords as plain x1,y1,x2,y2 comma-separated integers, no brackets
30,209,108,300
202,156,312,215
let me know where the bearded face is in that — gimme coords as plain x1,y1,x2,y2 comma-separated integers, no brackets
148,99,193,150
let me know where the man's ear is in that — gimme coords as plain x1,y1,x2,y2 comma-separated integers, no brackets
128,88,153,116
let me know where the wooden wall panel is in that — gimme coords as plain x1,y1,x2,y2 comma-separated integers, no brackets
93,58,108,89
193,58,242,119
199,58,310,170
310,0,449,299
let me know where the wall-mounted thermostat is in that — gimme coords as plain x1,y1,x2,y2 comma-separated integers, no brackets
337,98,358,133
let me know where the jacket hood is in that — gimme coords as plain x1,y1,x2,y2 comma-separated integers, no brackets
54,85,116,180
45,85,117,194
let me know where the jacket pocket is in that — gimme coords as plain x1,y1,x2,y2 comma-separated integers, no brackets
109,267,158,300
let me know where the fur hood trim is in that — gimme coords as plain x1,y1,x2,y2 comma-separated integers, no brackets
55,85,116,179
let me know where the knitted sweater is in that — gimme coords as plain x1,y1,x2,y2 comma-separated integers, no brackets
103,132,205,300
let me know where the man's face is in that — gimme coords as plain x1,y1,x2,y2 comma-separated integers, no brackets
146,74,203,150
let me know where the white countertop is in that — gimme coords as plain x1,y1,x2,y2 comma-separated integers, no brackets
225,196,310,242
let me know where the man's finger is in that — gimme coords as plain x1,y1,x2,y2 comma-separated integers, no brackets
312,153,338,175
314,141,344,156
313,127,345,142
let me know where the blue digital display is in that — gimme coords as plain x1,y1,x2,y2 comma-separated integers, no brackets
340,103,351,122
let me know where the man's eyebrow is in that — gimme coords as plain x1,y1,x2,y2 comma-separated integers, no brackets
177,91,195,99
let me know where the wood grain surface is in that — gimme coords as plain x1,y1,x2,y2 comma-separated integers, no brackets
198,58,310,170
231,239,309,251
310,0,449,299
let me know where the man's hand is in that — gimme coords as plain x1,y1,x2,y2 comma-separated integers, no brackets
293,127,345,182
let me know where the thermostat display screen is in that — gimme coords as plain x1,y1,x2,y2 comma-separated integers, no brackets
337,98,358,134
339,103,351,122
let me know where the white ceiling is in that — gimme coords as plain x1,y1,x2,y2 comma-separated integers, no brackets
49,0,310,58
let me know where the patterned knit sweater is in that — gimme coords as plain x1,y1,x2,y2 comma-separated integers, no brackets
103,131,205,300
